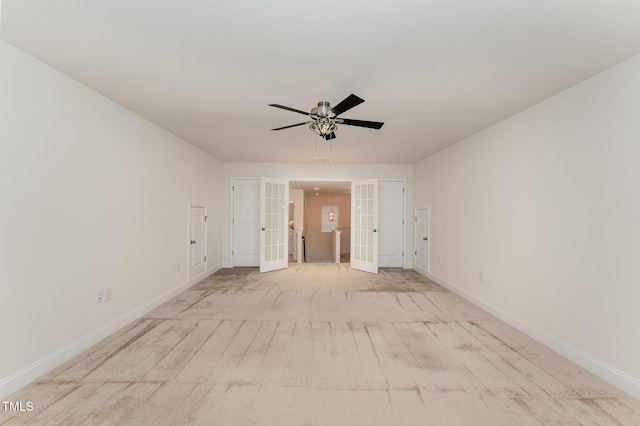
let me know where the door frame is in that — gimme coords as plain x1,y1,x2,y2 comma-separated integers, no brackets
188,203,208,283
288,177,353,264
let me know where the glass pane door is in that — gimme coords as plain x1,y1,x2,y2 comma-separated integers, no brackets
260,177,289,273
350,178,378,274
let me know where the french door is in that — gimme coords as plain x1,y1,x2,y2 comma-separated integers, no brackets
259,177,289,273
350,178,379,274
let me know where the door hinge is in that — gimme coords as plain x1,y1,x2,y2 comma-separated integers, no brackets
403,188,405,193
232,186,235,191
402,252,404,256
414,217,417,222
232,250,235,255
204,256,207,261
415,251,417,255
402,220,405,225
205,216,208,222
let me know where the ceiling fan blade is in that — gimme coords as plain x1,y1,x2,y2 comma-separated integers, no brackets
324,132,337,141
339,118,384,129
271,121,310,131
269,104,310,116
330,94,365,116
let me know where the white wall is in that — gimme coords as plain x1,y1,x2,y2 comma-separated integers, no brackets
289,188,304,232
223,162,413,267
0,40,224,398
413,53,640,398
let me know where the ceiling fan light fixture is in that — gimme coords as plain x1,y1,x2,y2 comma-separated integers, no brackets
325,121,337,134
310,119,337,136
309,122,321,136
328,195,335,222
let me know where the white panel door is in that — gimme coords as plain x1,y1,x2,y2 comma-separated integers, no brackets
415,208,429,272
379,181,405,267
260,177,289,273
189,206,206,279
232,179,260,266
350,178,378,274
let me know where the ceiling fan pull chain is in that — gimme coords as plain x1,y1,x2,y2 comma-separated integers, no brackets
329,139,332,163
314,134,318,161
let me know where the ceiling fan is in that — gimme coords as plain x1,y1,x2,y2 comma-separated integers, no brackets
269,94,384,140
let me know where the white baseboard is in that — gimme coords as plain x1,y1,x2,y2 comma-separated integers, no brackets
418,269,640,400
414,264,428,276
223,260,233,268
189,263,222,285
0,265,221,400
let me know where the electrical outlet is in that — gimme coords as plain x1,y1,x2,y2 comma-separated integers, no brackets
104,287,111,301
96,290,104,304
479,272,485,283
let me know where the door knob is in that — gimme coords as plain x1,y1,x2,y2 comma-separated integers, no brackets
372,229,378,233
261,227,266,231
423,237,428,241
190,240,196,244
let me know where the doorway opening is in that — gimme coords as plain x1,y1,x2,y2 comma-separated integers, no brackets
289,180,351,263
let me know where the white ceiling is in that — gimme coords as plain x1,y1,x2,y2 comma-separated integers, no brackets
3,1,640,164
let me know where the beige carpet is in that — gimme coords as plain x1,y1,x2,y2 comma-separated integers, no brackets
3,264,640,425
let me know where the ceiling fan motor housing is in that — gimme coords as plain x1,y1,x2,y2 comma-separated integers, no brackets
309,101,338,136
311,101,336,119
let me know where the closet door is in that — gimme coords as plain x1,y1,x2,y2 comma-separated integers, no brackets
232,178,260,267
